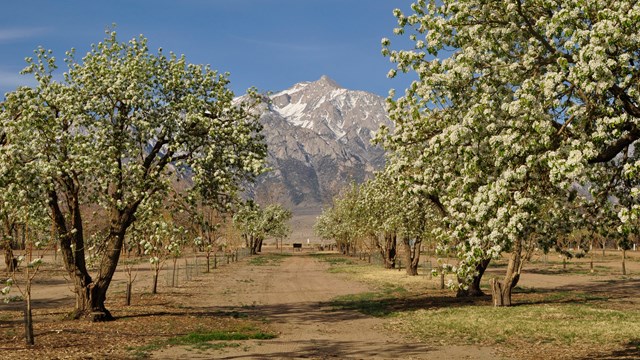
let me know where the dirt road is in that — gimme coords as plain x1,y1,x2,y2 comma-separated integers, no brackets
151,253,499,359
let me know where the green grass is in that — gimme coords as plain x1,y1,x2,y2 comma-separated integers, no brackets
310,253,357,266
396,303,640,347
128,328,277,358
528,290,609,303
248,253,290,266
167,329,276,344
319,251,640,352
331,284,408,317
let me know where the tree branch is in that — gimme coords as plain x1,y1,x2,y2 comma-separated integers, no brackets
610,84,640,118
588,124,640,164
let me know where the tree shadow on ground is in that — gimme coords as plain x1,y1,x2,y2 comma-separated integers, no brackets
582,339,640,360
216,338,436,359
557,278,640,298
325,292,491,317
116,309,250,321
2,296,73,311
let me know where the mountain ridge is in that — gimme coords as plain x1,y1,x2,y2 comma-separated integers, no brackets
248,76,392,211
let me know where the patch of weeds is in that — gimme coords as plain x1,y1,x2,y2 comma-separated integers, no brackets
381,284,408,296
192,342,240,351
326,257,357,266
248,253,290,266
331,288,404,317
513,286,541,294
2,295,23,302
397,302,640,348
3,329,17,339
168,329,276,345
541,291,609,303
127,343,163,359
310,253,357,266
128,329,276,358
240,302,258,309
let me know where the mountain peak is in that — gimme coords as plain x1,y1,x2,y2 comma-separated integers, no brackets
314,75,341,88
252,77,393,209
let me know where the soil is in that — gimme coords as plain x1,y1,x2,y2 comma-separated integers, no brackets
151,253,498,360
1,247,639,359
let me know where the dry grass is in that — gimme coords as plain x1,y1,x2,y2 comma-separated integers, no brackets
0,289,275,359
319,253,640,360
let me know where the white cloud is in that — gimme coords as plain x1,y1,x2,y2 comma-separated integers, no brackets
0,68,36,94
0,27,51,42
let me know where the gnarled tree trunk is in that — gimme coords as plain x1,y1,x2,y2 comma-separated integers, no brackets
86,202,138,321
49,190,94,319
257,237,264,253
3,217,18,272
248,234,259,255
457,258,491,297
3,240,17,272
50,186,138,321
490,239,523,307
402,236,422,276
380,232,396,269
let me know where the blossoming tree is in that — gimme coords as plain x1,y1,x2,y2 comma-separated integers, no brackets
233,201,292,255
381,0,640,306
1,30,266,320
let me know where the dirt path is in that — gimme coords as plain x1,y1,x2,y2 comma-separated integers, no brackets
151,253,499,359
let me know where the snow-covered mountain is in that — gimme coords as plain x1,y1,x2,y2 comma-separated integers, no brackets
250,75,392,209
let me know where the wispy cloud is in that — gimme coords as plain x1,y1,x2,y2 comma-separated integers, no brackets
232,35,329,53
0,68,36,93
0,27,51,42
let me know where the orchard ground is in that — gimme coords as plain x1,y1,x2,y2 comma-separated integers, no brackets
1,242,640,359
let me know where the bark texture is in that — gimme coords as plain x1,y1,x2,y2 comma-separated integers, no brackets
490,240,523,307
402,236,422,276
379,232,396,269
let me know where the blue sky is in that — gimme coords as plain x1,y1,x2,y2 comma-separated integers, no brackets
0,0,413,98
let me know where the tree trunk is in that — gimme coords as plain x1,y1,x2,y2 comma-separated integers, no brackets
381,233,397,269
152,268,159,294
402,236,422,276
257,237,263,253
457,258,491,297
49,190,94,319
590,239,594,273
86,227,130,321
3,218,18,272
24,286,34,346
490,239,522,307
125,282,132,306
249,235,257,255
4,243,16,272
622,249,626,275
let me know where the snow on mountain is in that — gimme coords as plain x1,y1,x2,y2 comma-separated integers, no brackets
249,75,393,209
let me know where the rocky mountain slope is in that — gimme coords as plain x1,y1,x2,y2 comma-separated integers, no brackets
250,76,392,210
